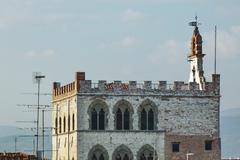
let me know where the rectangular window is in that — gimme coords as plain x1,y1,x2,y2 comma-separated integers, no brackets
172,142,180,152
205,140,212,150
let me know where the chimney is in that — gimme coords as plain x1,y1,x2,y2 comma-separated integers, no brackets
75,72,85,92
53,82,61,90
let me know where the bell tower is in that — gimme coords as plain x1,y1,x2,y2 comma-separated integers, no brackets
188,16,205,90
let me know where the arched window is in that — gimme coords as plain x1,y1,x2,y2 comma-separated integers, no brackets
114,100,133,130
138,145,157,160
148,109,154,130
63,116,66,132
116,108,122,130
72,114,75,131
99,109,105,130
68,115,70,131
59,117,62,133
55,117,58,134
139,99,157,130
112,145,133,160
123,109,130,130
89,100,108,130
141,109,147,130
91,109,98,130
88,144,109,160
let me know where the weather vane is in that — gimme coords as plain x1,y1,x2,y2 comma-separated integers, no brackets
188,15,201,27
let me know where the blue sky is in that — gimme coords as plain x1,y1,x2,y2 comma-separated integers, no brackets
0,0,240,125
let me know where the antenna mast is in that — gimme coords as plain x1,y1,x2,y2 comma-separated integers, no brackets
33,72,45,160
214,25,217,74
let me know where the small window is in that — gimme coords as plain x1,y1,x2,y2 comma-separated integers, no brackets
172,142,180,152
205,140,212,150
72,114,75,131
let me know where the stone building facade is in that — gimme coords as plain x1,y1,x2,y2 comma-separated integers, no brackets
52,23,221,160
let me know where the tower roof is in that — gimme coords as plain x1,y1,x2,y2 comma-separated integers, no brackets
188,17,204,58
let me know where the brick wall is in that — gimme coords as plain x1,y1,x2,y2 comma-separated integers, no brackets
165,134,221,160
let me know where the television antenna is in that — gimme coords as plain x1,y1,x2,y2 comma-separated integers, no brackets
32,72,45,160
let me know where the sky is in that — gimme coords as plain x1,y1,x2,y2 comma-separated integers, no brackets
0,0,240,126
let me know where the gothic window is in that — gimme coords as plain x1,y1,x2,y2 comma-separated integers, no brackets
138,145,157,160
90,102,107,130
148,109,154,130
55,117,58,134
123,109,130,130
68,115,70,131
72,114,75,131
112,145,133,160
141,109,147,130
59,117,62,133
63,116,66,133
140,108,155,130
116,108,122,130
99,109,105,130
114,100,133,130
139,99,157,131
91,109,98,130
88,99,109,131
88,145,109,160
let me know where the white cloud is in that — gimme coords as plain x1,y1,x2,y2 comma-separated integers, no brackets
204,25,240,58
122,9,145,22
25,49,56,59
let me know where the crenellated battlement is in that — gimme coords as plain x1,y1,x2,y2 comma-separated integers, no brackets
52,72,85,100
52,72,220,100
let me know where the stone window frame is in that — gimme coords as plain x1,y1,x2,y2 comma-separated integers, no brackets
138,99,158,131
137,144,158,160
88,99,109,130
88,144,109,160
113,99,134,130
112,144,133,160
